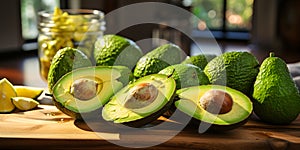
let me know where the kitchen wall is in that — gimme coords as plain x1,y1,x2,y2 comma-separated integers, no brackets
0,0,22,52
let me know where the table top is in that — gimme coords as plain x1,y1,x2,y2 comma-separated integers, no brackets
1,104,299,150
0,52,300,149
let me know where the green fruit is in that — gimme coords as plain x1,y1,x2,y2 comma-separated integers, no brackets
47,47,92,92
102,74,176,127
204,51,259,96
252,53,300,124
158,64,210,89
133,43,186,78
52,66,132,119
181,54,216,69
94,34,143,69
175,85,253,131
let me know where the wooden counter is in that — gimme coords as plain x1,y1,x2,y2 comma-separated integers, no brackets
0,52,300,149
0,104,300,150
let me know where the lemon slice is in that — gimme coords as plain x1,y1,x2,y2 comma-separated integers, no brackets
11,97,39,111
0,78,17,113
14,86,44,99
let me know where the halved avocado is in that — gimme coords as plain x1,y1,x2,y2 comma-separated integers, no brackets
102,74,176,127
175,85,253,131
52,66,132,119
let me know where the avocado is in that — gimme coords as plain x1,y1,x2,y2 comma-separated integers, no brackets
181,54,216,69
52,66,132,119
133,43,186,78
204,51,259,96
94,34,143,69
175,85,253,132
252,53,300,124
102,74,176,127
158,64,210,89
48,47,92,92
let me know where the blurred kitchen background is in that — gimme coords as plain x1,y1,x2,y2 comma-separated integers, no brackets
0,0,299,65
0,0,300,62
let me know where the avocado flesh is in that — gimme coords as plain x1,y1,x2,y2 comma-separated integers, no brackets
94,34,143,69
133,44,186,78
159,64,210,89
252,54,300,124
53,66,131,115
204,51,259,96
175,85,253,126
102,74,176,126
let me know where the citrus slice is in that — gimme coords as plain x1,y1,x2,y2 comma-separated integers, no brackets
0,78,17,113
14,86,44,99
11,97,39,111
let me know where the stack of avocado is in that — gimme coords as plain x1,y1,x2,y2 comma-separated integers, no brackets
47,34,300,132
47,35,141,119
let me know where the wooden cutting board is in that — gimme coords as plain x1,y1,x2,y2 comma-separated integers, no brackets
0,104,300,149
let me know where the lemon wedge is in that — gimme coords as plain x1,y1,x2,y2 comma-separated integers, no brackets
14,86,44,99
11,97,39,111
0,78,17,113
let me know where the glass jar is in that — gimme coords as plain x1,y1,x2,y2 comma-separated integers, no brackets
38,8,105,81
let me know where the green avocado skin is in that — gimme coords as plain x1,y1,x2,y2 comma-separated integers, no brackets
93,34,143,69
159,64,209,89
134,44,185,78
252,55,300,124
204,51,259,96
47,47,92,92
181,54,216,69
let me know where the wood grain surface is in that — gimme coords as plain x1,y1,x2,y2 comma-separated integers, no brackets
0,104,299,150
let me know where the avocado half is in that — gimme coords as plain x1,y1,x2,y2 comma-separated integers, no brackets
102,74,176,127
52,66,132,119
175,85,253,131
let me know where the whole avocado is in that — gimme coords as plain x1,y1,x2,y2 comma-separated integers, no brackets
252,53,300,124
47,47,92,92
181,54,216,69
93,34,143,69
204,51,259,96
133,43,186,78
159,64,209,89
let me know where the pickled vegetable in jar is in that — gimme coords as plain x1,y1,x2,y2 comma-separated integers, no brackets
38,7,105,81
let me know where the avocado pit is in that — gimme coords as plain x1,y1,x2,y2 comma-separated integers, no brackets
199,90,233,114
124,83,158,109
70,78,102,100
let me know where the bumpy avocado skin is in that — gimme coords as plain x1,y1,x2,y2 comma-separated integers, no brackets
134,44,186,78
94,34,143,69
181,54,216,69
204,51,259,96
252,54,300,124
47,47,92,92
159,64,209,89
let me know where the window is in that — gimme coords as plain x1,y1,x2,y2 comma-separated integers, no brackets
189,0,254,40
21,0,60,40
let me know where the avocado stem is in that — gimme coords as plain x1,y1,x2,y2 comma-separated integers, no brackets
167,69,175,78
269,52,275,57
